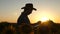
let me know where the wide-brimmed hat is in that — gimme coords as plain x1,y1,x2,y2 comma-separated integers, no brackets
21,3,37,11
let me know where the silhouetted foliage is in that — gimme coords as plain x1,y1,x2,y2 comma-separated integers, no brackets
0,21,60,34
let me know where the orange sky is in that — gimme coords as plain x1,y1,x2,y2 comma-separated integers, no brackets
0,0,60,23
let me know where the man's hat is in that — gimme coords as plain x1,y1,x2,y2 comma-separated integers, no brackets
21,3,37,11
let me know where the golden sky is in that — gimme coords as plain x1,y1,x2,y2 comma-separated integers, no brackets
0,0,60,23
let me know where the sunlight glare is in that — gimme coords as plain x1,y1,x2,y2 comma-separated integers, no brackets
40,17,49,22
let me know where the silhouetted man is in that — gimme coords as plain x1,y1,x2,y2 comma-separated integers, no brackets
17,3,37,25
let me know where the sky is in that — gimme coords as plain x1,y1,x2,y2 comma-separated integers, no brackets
0,0,60,23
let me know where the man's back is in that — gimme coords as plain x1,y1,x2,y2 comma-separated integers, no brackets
17,12,30,25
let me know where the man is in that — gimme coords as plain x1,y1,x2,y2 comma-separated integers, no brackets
17,3,37,25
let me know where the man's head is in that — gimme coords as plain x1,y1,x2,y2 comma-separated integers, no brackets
21,3,37,15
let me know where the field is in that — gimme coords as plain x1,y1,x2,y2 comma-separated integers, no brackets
0,20,60,34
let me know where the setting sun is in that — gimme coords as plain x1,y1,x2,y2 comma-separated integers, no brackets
40,17,49,22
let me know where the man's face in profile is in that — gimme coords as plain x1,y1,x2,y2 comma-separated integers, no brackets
24,8,33,15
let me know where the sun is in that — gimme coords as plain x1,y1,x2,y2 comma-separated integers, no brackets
40,17,49,22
